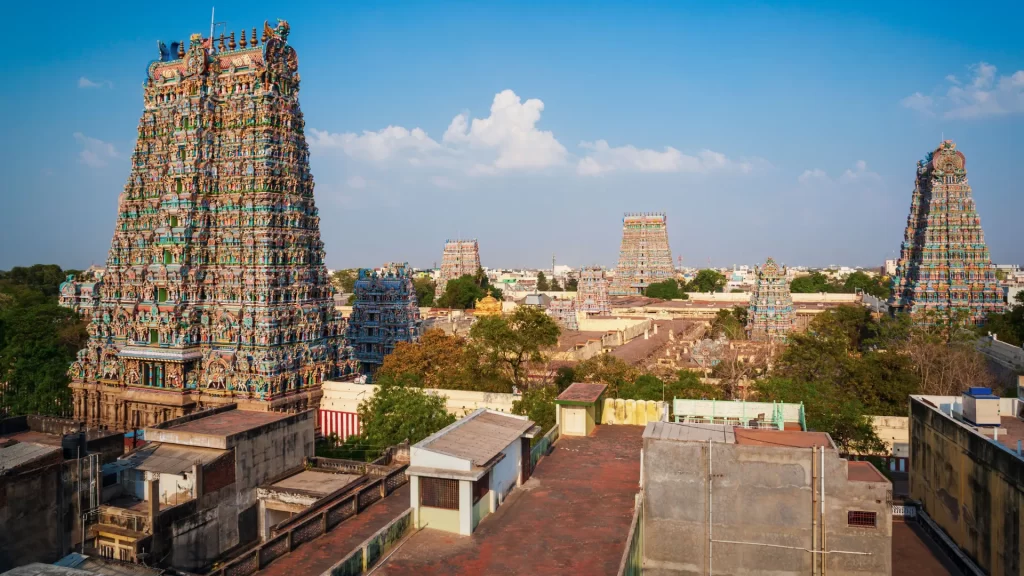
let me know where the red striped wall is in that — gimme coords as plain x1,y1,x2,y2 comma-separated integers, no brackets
319,409,362,441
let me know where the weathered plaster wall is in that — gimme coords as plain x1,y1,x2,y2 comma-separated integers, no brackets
910,397,1024,575
642,438,891,576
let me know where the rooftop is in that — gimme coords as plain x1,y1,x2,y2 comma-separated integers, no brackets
118,442,227,475
418,410,534,468
556,382,607,404
733,428,834,449
847,461,888,483
376,425,644,575
0,441,61,475
164,409,290,437
1,430,65,447
644,422,833,449
271,470,360,497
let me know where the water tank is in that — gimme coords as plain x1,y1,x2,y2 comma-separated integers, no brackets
61,431,86,460
963,388,1001,427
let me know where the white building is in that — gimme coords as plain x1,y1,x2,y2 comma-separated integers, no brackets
406,409,538,535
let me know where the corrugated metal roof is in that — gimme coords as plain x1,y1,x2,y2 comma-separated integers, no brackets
0,441,61,475
422,411,534,466
119,442,228,475
556,383,607,404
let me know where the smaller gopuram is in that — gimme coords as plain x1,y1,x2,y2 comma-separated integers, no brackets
577,266,612,316
746,257,795,342
347,262,421,379
474,294,503,317
435,239,481,299
547,299,579,331
610,213,675,295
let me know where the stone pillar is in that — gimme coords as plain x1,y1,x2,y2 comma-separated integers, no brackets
458,480,472,536
409,475,421,528
192,463,204,500
147,477,160,527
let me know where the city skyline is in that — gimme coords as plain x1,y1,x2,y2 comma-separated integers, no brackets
2,1,1023,271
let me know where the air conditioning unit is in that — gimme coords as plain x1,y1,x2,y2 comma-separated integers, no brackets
963,387,1001,427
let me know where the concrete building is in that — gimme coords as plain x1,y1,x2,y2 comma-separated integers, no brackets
555,383,606,437
909,390,1024,574
641,421,892,576
406,409,538,536
85,405,314,571
0,417,124,572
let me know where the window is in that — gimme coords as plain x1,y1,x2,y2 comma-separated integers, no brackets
163,250,172,265
100,545,114,559
473,471,490,504
848,511,877,528
420,477,459,510
169,215,178,227
158,288,168,302
149,329,159,345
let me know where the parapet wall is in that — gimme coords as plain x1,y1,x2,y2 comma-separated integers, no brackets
909,397,1024,574
321,381,517,417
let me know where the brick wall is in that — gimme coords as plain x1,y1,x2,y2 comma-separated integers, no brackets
203,451,236,494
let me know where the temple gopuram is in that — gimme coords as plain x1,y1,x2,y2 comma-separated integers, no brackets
610,213,675,295
474,294,503,317
347,263,420,379
435,239,481,299
546,299,579,331
889,141,1004,325
577,266,612,316
746,257,795,342
63,21,348,429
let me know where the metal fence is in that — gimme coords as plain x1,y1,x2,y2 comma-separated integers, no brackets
529,425,560,469
616,492,644,576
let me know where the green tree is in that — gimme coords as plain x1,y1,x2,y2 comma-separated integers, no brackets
436,275,486,309
512,385,558,435
553,365,576,393
618,371,721,402
536,271,550,292
983,291,1024,346
789,272,836,293
0,264,71,297
565,278,579,291
331,269,359,293
413,277,436,307
549,278,562,291
711,307,747,340
843,271,890,299
645,279,686,300
470,306,560,387
754,377,884,453
684,269,727,293
356,374,456,456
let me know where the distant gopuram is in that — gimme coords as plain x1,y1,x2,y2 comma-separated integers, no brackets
64,21,348,429
746,257,795,342
435,239,481,299
889,141,1004,325
577,266,612,316
610,213,675,295
347,263,420,380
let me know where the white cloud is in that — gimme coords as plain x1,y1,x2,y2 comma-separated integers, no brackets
73,132,117,168
78,76,111,89
442,89,567,170
346,176,367,189
798,161,880,187
902,62,1024,119
577,140,752,176
309,126,440,163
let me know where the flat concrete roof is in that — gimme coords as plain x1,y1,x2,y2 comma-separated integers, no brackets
377,425,644,575
644,421,735,443
0,441,61,474
0,430,64,447
995,416,1024,453
271,470,360,497
643,422,834,449
733,428,834,448
167,410,290,437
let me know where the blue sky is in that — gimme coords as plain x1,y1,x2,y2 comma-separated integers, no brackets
2,1,1022,271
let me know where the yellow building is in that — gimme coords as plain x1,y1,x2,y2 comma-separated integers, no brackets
474,294,503,316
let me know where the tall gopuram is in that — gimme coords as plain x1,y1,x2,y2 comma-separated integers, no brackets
746,257,795,342
577,266,612,316
610,213,675,295
65,21,347,429
435,239,481,299
890,141,1004,325
347,263,420,379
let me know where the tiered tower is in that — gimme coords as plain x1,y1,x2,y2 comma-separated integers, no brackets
64,21,347,429
746,257,795,342
435,239,481,299
890,141,1004,325
347,263,420,379
577,266,612,316
610,213,674,295
546,299,579,331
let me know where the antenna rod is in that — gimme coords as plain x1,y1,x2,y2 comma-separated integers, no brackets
210,7,215,43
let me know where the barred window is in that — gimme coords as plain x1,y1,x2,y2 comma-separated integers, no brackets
420,477,459,510
848,510,877,528
473,472,490,504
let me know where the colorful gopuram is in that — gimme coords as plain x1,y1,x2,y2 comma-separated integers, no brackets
64,21,348,429
576,266,612,316
546,299,579,331
746,257,795,342
347,263,420,379
435,239,481,299
610,213,675,295
890,141,1004,325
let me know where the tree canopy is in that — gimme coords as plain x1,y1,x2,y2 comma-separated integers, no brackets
355,373,456,454
331,268,358,293
536,272,550,292
685,269,728,293
645,279,687,300
984,290,1024,346
436,272,501,309
413,276,436,307
512,385,558,435
789,270,890,299
0,266,87,417
470,306,561,388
